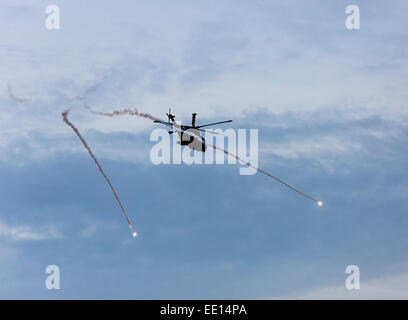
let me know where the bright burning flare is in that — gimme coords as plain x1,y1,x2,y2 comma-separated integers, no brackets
317,201,323,207
132,232,138,238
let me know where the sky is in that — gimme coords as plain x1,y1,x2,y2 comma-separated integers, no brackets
0,0,407,299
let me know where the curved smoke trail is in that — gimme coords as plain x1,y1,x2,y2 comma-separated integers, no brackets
62,110,138,237
7,84,27,103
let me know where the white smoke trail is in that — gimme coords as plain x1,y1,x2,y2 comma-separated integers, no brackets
62,109,138,237
85,104,161,122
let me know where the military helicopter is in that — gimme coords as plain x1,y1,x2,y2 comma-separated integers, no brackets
153,108,232,152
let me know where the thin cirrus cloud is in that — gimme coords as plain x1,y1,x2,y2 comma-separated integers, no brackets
272,273,408,299
0,218,62,241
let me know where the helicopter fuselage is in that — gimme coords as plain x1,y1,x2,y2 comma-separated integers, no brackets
174,124,207,152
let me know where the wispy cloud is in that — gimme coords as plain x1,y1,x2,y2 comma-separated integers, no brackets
272,273,408,299
0,218,62,241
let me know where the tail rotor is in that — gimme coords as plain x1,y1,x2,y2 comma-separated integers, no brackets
166,107,175,122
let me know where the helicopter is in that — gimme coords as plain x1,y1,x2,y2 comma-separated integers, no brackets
153,108,232,152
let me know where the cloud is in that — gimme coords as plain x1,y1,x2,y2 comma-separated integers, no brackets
0,218,62,241
248,109,408,174
273,273,408,299
181,21,249,85
0,1,407,169
0,105,406,173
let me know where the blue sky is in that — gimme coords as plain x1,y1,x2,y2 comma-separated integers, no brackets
1,0,408,299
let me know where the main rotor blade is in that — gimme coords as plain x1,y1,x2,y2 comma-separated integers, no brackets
180,125,219,135
197,128,219,135
153,120,172,127
196,120,232,129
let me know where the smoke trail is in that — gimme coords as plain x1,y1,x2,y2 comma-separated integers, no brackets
66,78,106,102
207,143,321,204
62,110,138,237
7,84,27,103
85,104,161,122
86,106,322,206
66,95,85,102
